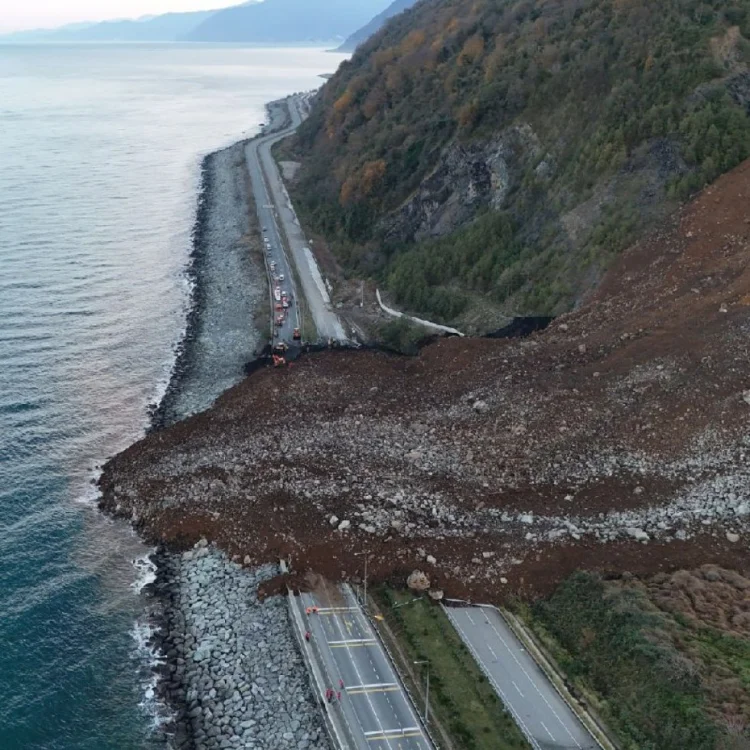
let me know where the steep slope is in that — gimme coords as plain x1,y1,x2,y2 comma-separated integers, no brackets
335,0,419,53
184,0,393,43
292,0,750,328
1,10,217,42
100,156,750,608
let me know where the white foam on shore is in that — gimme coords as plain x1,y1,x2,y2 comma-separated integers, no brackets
131,616,172,731
72,466,103,506
131,552,158,593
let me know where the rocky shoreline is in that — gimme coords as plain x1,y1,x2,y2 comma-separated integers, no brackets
151,547,329,750
130,100,330,749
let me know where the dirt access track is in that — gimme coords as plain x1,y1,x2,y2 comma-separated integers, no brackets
100,160,750,603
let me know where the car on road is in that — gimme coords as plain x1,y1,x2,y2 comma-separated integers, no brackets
274,288,281,302
279,274,285,282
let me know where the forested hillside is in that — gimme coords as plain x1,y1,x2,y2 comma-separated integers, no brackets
292,0,750,326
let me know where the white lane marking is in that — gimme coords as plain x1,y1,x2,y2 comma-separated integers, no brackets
445,607,543,750
487,644,498,661
321,582,396,750
347,682,399,690
479,609,582,749
328,638,378,645
466,611,476,625
299,592,362,746
341,587,428,744
512,680,525,698
540,721,556,741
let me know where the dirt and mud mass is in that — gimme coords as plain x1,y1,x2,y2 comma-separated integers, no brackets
100,160,750,603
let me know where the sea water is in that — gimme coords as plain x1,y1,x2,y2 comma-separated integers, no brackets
0,42,344,749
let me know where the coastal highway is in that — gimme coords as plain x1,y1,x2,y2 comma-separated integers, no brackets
292,583,433,750
245,96,346,343
444,604,599,750
245,105,300,345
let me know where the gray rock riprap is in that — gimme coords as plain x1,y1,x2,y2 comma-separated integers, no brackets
167,548,329,750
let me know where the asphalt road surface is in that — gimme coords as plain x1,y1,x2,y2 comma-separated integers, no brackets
293,584,433,750
245,96,346,344
245,106,300,346
444,604,599,750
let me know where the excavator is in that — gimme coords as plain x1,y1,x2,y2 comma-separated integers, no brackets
272,341,288,367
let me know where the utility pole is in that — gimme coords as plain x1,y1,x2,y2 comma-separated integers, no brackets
414,660,430,726
353,550,370,609
364,552,368,607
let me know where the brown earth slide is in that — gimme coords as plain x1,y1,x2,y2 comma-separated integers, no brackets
99,159,750,603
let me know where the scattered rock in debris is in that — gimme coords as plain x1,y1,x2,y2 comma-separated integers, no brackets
407,570,431,592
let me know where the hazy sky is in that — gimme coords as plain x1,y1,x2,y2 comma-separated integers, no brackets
1,1,242,33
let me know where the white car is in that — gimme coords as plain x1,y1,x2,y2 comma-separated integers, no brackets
279,274,285,282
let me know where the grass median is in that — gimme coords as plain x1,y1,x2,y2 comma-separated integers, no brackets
372,586,530,750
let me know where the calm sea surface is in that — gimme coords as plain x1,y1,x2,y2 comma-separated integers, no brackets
0,43,344,749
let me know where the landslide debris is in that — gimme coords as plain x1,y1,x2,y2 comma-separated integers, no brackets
291,0,750,327
100,160,750,603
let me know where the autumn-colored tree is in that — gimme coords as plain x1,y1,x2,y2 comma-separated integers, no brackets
399,29,427,57
459,33,485,65
360,160,387,196
333,90,353,115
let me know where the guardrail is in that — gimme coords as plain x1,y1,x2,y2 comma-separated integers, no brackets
349,585,440,750
444,598,611,750
442,602,544,750
484,604,614,750
375,289,464,337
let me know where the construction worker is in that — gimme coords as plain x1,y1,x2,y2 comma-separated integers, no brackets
338,679,344,689
312,605,319,614
336,691,341,702
326,688,333,703
306,607,312,615
304,631,311,642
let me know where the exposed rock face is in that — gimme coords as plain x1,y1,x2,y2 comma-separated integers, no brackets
100,160,750,602
382,125,542,244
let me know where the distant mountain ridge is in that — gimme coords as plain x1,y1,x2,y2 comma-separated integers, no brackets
183,0,393,43
0,9,217,42
0,0,389,44
336,0,418,52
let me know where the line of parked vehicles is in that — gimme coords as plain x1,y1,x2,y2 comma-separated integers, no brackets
264,228,300,341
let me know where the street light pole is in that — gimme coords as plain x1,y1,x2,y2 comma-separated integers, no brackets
414,660,430,726
353,550,370,609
